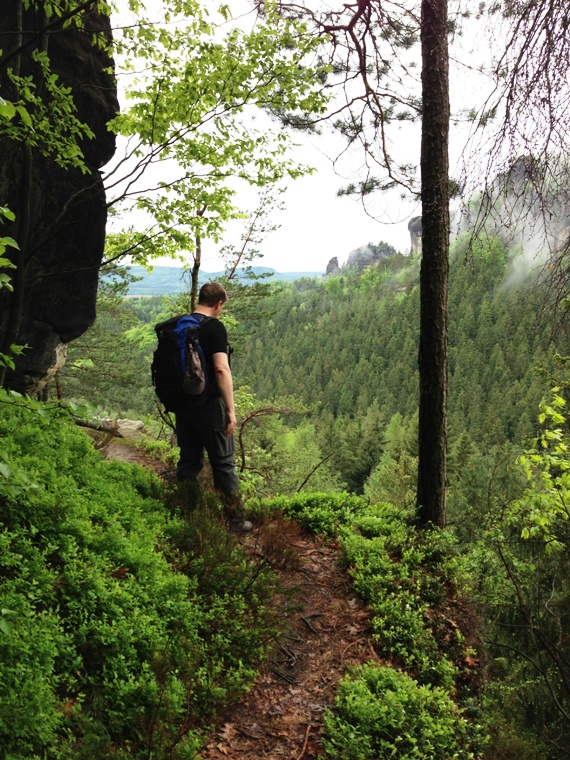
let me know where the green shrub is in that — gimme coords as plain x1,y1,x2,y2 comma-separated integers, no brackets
465,392,570,756
0,397,281,757
323,664,478,759
248,491,367,534
341,509,464,689
0,601,69,757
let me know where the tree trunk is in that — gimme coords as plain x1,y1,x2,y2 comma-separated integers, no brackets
416,0,450,528
190,232,201,312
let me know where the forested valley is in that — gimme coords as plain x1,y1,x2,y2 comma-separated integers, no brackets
63,234,563,503
2,0,570,757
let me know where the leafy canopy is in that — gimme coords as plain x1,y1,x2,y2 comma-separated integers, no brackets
104,0,330,266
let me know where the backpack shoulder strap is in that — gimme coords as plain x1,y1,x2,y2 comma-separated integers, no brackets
190,313,212,328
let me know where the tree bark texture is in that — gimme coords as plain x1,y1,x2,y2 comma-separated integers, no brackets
416,0,450,527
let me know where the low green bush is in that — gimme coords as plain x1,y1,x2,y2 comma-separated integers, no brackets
323,663,476,759
248,491,367,534
0,396,280,758
341,511,461,688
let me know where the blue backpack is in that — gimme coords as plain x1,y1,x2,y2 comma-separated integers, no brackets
151,313,212,412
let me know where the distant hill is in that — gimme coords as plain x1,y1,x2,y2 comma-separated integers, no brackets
122,265,323,296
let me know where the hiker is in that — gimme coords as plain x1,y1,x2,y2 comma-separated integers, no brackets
173,283,243,520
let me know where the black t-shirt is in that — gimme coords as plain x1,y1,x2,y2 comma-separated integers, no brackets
192,314,229,386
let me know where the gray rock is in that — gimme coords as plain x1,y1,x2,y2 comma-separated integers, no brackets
408,216,422,256
116,419,146,441
346,241,398,272
326,257,340,276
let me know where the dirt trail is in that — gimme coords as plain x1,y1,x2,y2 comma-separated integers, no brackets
91,432,169,477
95,435,378,760
199,519,377,759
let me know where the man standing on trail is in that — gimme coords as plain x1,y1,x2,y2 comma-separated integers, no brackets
175,282,250,530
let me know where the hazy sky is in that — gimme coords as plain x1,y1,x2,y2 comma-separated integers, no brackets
192,3,492,275
111,1,493,275
197,132,420,274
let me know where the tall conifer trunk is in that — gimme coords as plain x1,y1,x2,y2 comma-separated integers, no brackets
416,0,450,527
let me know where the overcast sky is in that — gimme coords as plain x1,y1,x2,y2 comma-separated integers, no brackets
111,1,494,275
192,3,493,275
197,132,421,275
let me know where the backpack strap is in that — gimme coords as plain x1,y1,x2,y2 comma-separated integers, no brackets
191,314,232,364
190,312,212,328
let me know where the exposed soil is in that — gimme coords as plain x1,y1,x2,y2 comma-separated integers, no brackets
198,518,379,759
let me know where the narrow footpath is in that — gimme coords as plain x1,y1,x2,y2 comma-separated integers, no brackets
95,434,378,759
198,517,377,759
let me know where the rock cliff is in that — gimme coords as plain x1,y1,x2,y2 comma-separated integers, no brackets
325,256,340,276
408,216,422,256
0,3,118,395
346,241,398,271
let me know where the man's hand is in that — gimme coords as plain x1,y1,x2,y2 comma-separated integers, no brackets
225,410,237,437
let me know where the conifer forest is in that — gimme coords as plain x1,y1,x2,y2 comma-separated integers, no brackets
1,1,570,758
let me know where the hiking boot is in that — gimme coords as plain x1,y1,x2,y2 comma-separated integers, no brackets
227,518,253,534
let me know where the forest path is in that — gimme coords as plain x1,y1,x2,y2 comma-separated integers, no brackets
198,519,377,759
94,434,378,760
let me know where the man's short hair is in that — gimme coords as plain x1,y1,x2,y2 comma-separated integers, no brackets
198,282,228,306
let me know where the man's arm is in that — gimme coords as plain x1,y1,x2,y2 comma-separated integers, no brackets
212,351,236,436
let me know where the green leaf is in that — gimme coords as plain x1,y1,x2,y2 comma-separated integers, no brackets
0,237,19,251
0,206,15,221
15,104,33,127
0,98,16,120
0,618,13,634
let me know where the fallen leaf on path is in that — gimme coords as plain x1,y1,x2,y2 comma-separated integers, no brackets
220,723,237,743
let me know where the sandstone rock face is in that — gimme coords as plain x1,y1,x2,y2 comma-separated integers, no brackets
0,4,119,395
98,418,147,441
116,419,146,440
326,256,340,276
408,216,422,256
455,155,570,253
346,241,398,272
